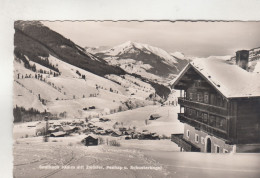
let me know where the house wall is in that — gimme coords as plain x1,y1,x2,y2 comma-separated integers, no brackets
183,124,234,153
236,99,260,144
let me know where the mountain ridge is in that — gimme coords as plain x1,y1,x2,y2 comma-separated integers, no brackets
95,41,190,80
14,21,126,77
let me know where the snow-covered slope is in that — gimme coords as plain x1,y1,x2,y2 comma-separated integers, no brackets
170,52,186,60
14,54,156,119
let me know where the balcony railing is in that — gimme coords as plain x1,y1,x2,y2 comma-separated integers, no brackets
171,134,200,152
178,97,228,116
178,113,228,140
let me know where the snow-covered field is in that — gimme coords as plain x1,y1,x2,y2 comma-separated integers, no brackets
13,103,183,177
13,133,260,178
90,105,183,137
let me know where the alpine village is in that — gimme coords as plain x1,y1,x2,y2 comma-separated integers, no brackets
13,21,260,178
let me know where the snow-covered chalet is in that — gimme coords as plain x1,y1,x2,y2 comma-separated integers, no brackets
171,50,260,153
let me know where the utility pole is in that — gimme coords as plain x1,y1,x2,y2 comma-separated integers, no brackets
44,116,49,142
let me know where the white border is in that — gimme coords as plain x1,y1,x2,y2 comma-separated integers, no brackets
1,0,260,177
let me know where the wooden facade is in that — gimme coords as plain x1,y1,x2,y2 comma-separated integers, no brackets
172,61,260,153
82,136,98,146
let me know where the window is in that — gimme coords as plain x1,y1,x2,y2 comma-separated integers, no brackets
204,93,209,103
186,130,190,138
202,113,208,124
196,111,202,122
197,93,203,102
185,108,189,116
216,95,224,107
215,145,220,153
191,109,196,116
189,92,194,100
195,134,199,143
188,92,192,100
209,115,216,127
216,117,227,130
187,108,195,116
195,80,202,87
201,137,205,144
189,108,192,116
210,94,216,105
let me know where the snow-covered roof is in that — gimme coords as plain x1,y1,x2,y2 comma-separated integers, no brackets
50,131,66,137
173,57,260,99
84,134,98,139
150,114,161,118
61,125,72,131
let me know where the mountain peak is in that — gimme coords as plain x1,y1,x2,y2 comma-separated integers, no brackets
123,40,135,46
117,41,138,49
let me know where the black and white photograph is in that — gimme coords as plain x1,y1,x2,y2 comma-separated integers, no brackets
11,20,260,178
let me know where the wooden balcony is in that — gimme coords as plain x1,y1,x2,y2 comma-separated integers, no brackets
171,134,200,152
178,97,228,116
178,113,228,140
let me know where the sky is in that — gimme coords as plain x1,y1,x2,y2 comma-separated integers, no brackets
43,21,260,57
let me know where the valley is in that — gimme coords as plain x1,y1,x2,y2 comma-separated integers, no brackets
12,21,260,178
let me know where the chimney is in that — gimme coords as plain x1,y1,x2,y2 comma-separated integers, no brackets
236,50,249,70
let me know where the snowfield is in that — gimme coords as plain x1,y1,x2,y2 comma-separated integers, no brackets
14,54,159,118
13,81,47,112
90,105,183,137
13,126,260,178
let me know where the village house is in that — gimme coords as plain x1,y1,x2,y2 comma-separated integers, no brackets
82,135,98,146
111,131,122,137
58,125,73,134
171,50,260,153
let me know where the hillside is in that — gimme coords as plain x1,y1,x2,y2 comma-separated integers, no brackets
95,41,190,81
13,52,160,121
14,21,173,98
14,21,125,77
13,21,184,123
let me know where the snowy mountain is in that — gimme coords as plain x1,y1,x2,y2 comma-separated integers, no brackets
95,41,190,81
13,21,173,122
